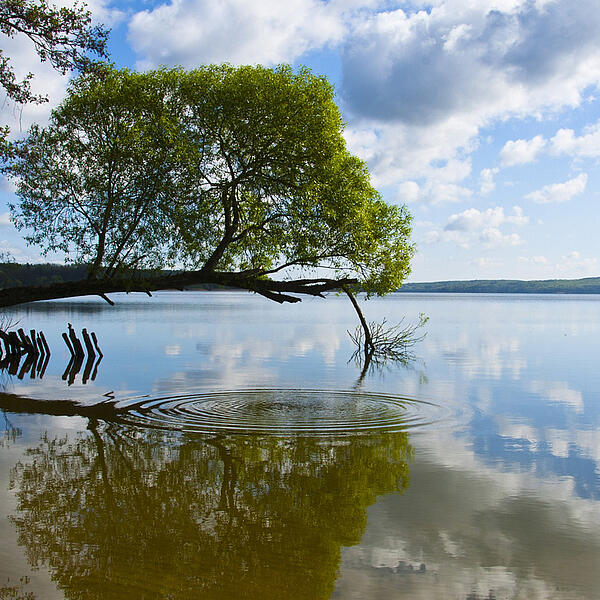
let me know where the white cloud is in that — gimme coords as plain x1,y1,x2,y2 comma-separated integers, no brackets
77,0,125,26
0,212,11,226
445,206,528,231
427,206,527,248
499,135,546,167
525,173,588,204
0,239,47,263
343,1,600,125
550,121,600,158
518,255,548,265
0,34,70,136
425,228,470,248
128,0,348,68
395,180,421,203
127,0,600,199
480,167,499,195
470,256,502,268
0,0,122,137
555,250,598,276
339,0,600,192
422,181,473,204
0,176,17,193
479,227,522,247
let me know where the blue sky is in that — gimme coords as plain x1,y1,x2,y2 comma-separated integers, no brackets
1,0,599,282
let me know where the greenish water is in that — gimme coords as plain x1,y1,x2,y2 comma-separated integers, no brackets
1,292,599,599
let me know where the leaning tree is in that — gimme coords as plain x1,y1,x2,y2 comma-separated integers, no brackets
2,65,414,312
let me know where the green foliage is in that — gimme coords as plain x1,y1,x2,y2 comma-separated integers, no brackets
0,0,109,154
8,68,187,277
0,262,89,288
6,65,414,293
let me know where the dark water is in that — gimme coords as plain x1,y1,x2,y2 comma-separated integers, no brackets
1,292,599,599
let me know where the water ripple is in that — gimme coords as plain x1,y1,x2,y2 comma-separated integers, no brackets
117,389,443,436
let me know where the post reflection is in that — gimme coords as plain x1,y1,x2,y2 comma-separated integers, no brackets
9,420,413,600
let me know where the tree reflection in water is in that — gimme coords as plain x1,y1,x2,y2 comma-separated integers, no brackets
9,418,412,599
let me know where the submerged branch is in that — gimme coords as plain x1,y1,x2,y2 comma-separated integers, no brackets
342,286,374,355
349,313,428,365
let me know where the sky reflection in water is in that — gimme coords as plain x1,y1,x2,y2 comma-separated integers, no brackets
1,292,599,599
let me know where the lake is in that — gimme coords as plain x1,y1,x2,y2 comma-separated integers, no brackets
1,292,599,599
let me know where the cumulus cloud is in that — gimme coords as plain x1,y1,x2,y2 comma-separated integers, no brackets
343,95,482,190
128,0,348,68
555,250,598,275
445,206,528,231
126,0,600,195
499,135,546,167
395,180,421,203
479,167,499,195
340,0,600,189
478,227,522,247
0,213,11,226
550,121,600,158
525,173,588,204
427,205,527,248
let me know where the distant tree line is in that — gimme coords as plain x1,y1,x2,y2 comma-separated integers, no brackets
0,262,238,291
0,262,88,288
2,264,599,295
398,278,600,294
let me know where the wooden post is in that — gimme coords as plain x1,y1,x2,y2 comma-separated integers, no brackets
17,329,34,354
29,329,39,358
8,354,20,375
35,334,45,358
39,331,51,357
0,330,12,357
81,328,96,359
90,332,103,358
62,332,75,356
8,332,22,355
67,323,84,357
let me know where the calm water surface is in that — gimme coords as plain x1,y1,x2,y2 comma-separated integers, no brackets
0,292,599,599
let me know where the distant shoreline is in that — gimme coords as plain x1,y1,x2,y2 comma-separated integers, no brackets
397,277,600,294
1,263,598,295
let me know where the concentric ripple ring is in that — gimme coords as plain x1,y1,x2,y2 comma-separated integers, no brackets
118,389,442,436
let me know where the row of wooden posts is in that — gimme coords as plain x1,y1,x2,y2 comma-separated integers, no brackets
62,323,103,385
0,324,102,385
62,323,103,361
0,327,51,379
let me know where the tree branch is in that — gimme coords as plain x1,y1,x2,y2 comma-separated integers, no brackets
0,270,358,308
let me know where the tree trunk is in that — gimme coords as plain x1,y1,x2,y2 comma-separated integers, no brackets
0,270,357,308
343,286,374,355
